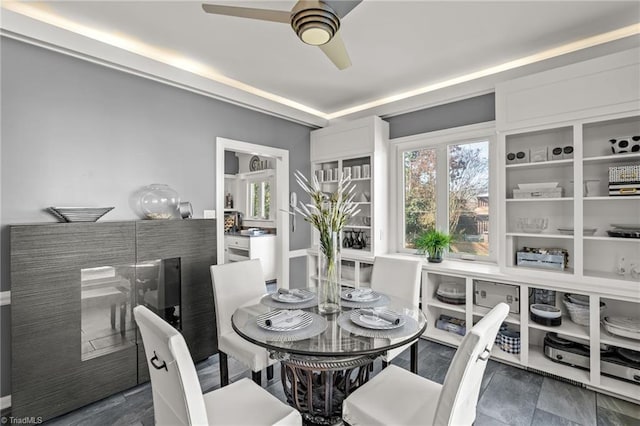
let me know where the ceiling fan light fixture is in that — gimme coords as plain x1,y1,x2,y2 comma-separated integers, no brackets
291,3,340,46
299,23,332,45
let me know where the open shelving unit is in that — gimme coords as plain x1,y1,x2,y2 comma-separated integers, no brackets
494,54,640,402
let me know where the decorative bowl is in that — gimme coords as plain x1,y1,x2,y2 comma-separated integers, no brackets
516,217,548,233
557,227,597,236
48,207,114,223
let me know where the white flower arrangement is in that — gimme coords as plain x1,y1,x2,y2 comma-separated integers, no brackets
293,170,360,257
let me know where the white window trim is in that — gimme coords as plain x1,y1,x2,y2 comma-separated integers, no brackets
389,121,498,262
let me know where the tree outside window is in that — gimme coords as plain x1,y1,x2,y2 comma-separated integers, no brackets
403,148,436,248
448,141,489,256
402,140,490,258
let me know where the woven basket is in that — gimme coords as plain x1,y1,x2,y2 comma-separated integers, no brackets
563,299,605,326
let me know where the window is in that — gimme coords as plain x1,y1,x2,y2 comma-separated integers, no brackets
248,179,271,220
403,148,437,246
447,141,490,257
398,126,494,260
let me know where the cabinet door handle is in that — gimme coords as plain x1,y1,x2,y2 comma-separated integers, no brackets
150,351,168,371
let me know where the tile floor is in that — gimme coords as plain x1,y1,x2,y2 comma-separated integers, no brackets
43,338,639,426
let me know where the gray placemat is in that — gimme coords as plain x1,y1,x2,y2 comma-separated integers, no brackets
337,311,419,339
242,312,328,342
340,293,390,309
260,291,319,309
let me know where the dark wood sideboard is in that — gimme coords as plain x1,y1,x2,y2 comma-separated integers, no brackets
10,219,217,422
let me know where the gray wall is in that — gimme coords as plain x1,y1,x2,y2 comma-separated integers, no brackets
0,37,312,397
384,93,495,139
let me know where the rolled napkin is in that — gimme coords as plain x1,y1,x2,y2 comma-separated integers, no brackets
346,288,373,299
359,308,401,325
265,309,305,327
277,288,306,299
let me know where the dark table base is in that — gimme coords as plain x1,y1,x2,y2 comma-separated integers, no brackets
273,353,377,425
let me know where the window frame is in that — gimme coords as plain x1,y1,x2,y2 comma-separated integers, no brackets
390,122,498,262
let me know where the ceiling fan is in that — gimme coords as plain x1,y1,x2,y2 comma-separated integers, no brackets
201,0,362,70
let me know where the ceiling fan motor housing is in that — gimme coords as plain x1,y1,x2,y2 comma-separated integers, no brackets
291,1,340,45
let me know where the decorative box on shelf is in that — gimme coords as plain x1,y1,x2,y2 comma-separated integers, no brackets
608,164,640,196
512,182,563,199
513,187,563,199
516,247,569,271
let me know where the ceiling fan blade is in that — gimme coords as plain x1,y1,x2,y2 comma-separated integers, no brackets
322,0,362,18
201,4,290,23
319,31,351,70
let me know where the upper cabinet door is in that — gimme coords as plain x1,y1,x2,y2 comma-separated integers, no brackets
311,116,387,161
496,48,640,132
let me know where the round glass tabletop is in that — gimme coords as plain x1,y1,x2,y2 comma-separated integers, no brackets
231,289,427,357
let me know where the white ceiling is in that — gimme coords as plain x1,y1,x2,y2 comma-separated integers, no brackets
2,1,639,126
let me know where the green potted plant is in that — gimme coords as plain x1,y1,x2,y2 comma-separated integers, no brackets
414,229,452,263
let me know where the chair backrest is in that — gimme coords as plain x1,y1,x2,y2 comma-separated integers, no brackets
370,256,422,306
134,305,208,426
434,303,509,426
210,259,266,336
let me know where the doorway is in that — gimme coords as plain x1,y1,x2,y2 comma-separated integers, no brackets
215,137,290,288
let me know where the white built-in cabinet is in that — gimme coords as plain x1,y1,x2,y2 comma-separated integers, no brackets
417,260,640,403
306,116,389,287
490,47,640,402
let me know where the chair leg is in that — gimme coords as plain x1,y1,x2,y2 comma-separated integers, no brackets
410,341,419,374
381,360,389,369
267,365,274,381
252,370,262,385
219,352,229,387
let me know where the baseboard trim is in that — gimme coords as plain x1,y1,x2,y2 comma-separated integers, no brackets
0,291,10,306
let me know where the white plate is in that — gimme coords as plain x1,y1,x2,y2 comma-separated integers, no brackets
603,320,640,341
603,316,640,332
341,289,381,302
610,224,640,230
271,290,314,303
257,310,313,331
517,182,558,190
350,309,406,330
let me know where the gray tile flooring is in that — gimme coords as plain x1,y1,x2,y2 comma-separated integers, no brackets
43,339,640,426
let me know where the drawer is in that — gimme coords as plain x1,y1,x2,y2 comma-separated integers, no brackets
228,253,250,262
225,235,249,249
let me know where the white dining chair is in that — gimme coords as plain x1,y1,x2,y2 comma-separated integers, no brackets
342,303,509,426
210,259,277,386
369,256,422,372
133,305,301,426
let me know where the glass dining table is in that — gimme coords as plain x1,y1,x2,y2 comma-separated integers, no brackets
231,287,427,425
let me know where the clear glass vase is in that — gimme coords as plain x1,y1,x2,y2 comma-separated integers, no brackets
139,184,180,219
317,231,341,314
